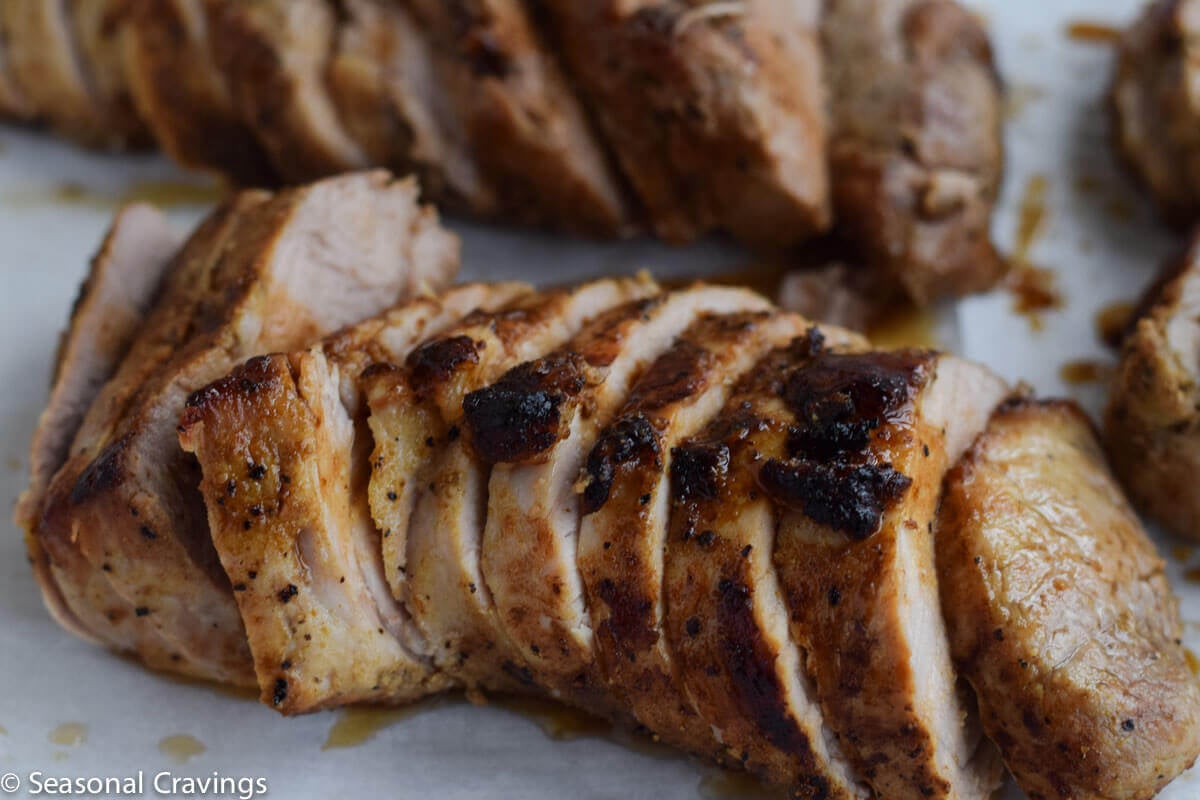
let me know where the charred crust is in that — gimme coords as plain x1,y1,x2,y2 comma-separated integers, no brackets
70,433,133,504
277,584,298,603
501,660,536,688
272,678,288,706
595,578,657,655
782,352,921,459
407,336,482,387
625,340,714,410
758,459,912,539
716,578,809,756
583,415,662,514
463,354,588,463
670,443,731,503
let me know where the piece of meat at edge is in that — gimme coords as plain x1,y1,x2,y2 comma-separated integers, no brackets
578,310,832,759
15,204,181,653
1112,0,1200,228
403,0,630,235
0,0,114,146
206,0,368,183
471,287,775,713
1105,233,1200,541
540,0,830,246
367,277,658,693
37,172,458,685
179,283,522,712
823,0,1005,304
770,349,1008,799
939,397,1200,800
120,0,279,185
68,0,152,146
328,0,494,215
0,10,32,119
663,331,871,795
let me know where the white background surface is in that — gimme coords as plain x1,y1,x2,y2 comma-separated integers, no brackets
1,1,1197,797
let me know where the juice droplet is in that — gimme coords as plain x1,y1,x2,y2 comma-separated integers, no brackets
1096,302,1135,349
491,695,611,741
322,707,416,751
1064,21,1122,44
867,303,939,350
1184,566,1200,584
1172,545,1193,563
159,734,206,764
48,723,87,747
0,724,7,736
1007,175,1062,331
698,769,788,799
1185,648,1200,677
1059,360,1113,386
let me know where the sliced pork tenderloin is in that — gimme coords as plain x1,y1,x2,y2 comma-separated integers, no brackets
206,0,368,182
541,0,829,245
0,0,113,146
16,205,181,651
823,0,1005,303
67,0,151,146
121,0,278,185
179,284,521,712
940,398,1200,800
365,278,658,692
467,287,773,713
664,331,871,796
403,0,630,235
37,172,457,685
1105,240,1200,540
578,310,819,757
768,349,1007,799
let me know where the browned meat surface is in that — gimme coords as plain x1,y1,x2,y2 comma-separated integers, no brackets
207,0,368,182
940,398,1200,800
823,0,1005,304
542,0,830,245
368,278,657,691
0,10,31,119
1106,239,1200,541
1113,0,1200,227
68,0,151,146
16,205,181,652
769,349,1007,799
578,312,843,761
776,261,880,332
472,287,773,712
0,0,112,145
34,173,457,685
179,284,521,711
405,0,630,235
121,0,279,185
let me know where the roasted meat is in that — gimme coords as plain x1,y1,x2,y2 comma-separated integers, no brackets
941,398,1200,800
1113,0,1200,227
1106,237,1200,541
21,172,459,686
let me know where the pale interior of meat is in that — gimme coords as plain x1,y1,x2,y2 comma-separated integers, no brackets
1166,260,1200,379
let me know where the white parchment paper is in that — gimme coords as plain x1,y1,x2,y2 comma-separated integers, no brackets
1,1,1197,797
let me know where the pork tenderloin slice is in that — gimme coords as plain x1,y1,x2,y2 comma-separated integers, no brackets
769,350,1008,799
329,0,492,212
936,400,1200,800
541,0,829,245
0,14,32,118
207,0,368,182
1112,0,1200,227
664,331,870,795
404,0,630,235
823,0,1005,304
16,205,180,649
178,284,517,712
39,172,457,685
1105,238,1200,540
121,0,278,185
467,287,772,709
578,310,818,757
365,278,658,688
1,0,111,146
940,397,1200,800
67,0,151,146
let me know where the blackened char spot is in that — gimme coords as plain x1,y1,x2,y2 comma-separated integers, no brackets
716,578,809,756
595,578,657,656
70,433,133,504
583,415,661,514
758,459,912,539
407,335,481,387
463,353,588,463
783,351,924,459
670,442,730,503
501,660,535,688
